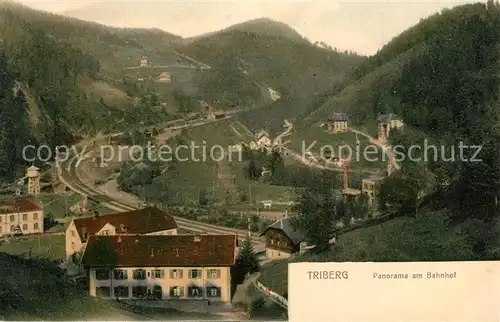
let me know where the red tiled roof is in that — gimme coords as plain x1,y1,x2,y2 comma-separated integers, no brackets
81,234,237,267
0,199,42,215
72,207,177,241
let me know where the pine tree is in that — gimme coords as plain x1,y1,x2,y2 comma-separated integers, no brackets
235,235,260,276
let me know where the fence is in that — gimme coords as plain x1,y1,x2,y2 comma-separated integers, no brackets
253,280,288,309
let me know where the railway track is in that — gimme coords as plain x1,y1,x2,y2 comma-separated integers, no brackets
58,126,267,252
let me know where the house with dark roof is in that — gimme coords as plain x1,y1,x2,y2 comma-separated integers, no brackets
81,234,236,302
327,112,349,133
65,207,178,261
260,216,305,260
377,113,403,142
0,198,43,236
361,175,385,207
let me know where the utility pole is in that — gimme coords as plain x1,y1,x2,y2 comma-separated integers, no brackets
249,183,252,206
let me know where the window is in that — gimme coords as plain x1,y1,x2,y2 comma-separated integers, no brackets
33,213,38,220
270,239,274,245
0,227,2,233
95,269,110,280
169,286,184,298
10,225,15,232
71,241,75,250
207,287,221,298
96,287,110,297
0,216,3,223
132,286,147,298
22,214,28,221
10,215,15,223
71,230,75,237
188,286,203,297
133,269,146,280
33,223,39,230
152,269,165,279
207,269,220,279
22,224,28,231
189,269,201,279
113,269,128,280
170,269,183,279
114,286,129,298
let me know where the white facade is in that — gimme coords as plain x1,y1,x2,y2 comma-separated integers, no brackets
0,209,43,237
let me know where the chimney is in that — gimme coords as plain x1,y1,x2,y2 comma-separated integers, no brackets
135,234,140,243
175,248,179,257
93,210,99,220
150,248,155,257
194,235,201,242
82,226,88,241
117,235,122,243
120,224,126,233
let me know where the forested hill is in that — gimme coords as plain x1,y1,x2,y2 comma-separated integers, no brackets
0,3,173,182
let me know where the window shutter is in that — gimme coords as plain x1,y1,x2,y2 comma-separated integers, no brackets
160,270,165,278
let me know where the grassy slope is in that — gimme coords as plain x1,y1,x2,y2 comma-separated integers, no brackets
0,253,220,320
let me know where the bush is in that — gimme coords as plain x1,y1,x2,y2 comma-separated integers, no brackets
247,297,265,317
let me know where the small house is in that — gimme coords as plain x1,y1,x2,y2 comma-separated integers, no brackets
260,216,305,260
377,114,403,143
255,130,271,148
327,113,349,133
157,72,171,83
140,56,148,67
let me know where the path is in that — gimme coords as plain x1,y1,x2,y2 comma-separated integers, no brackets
349,128,400,170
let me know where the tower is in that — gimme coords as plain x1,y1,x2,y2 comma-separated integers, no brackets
26,165,41,195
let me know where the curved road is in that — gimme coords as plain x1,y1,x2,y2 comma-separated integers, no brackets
276,121,392,175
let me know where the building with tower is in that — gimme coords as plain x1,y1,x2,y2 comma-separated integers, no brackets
26,165,41,195
377,114,403,143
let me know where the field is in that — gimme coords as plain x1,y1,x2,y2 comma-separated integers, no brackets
0,235,65,261
0,253,222,320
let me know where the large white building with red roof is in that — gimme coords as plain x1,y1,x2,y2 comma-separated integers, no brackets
0,198,43,236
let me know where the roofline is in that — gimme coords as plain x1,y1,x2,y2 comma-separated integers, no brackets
83,264,234,268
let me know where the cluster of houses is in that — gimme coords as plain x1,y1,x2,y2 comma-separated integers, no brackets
0,197,336,303
228,129,273,154
320,111,404,208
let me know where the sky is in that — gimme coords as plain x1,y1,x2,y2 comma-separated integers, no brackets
17,0,477,55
